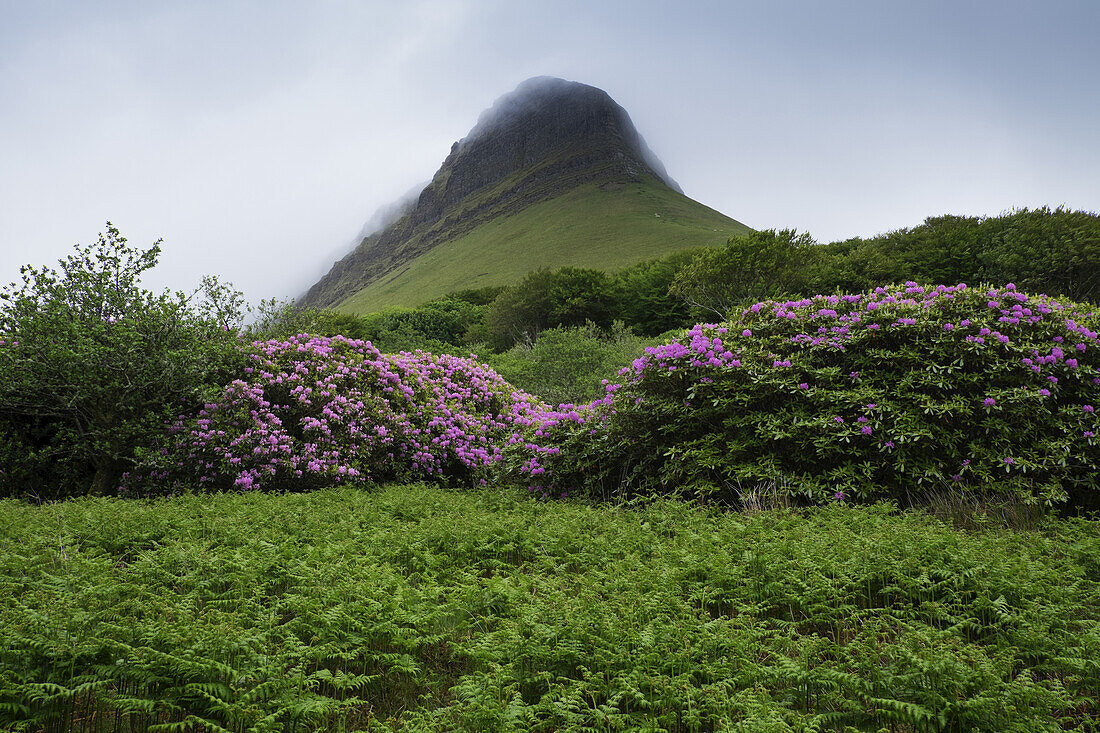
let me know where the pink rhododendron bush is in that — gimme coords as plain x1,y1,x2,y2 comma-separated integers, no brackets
126,334,548,493
503,283,1100,509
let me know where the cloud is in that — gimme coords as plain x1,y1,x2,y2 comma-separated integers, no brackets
0,0,1096,309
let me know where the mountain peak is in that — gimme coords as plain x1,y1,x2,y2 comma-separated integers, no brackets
300,77,729,310
452,77,681,194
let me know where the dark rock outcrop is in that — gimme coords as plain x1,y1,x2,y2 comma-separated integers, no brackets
302,76,682,309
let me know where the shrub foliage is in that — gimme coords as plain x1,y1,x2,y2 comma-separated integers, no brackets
505,283,1100,509
127,335,546,494
0,225,244,499
485,322,658,407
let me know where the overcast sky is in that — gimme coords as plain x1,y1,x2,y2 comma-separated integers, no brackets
2,0,1098,308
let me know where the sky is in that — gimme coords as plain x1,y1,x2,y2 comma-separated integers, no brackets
2,0,1098,309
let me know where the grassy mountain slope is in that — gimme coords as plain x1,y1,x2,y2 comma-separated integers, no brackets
337,177,750,313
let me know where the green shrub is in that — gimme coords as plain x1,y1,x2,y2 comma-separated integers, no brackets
247,299,370,342
669,229,820,318
505,283,1100,510
610,248,702,336
816,207,1100,303
484,267,617,350
485,322,658,406
0,225,245,499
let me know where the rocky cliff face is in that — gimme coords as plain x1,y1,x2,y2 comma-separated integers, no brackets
302,76,682,309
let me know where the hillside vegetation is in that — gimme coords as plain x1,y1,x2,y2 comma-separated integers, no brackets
337,179,749,313
302,208,1100,363
3,218,1100,731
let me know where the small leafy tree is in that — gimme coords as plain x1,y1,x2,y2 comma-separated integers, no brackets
547,267,614,329
670,229,819,318
0,224,246,499
611,249,702,336
484,269,555,350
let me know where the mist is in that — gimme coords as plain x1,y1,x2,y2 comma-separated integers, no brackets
354,182,428,242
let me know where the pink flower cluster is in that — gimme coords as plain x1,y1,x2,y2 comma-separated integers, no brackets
502,282,1100,494
132,334,558,492
622,283,1100,388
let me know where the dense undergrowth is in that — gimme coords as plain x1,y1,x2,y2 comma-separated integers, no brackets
484,323,662,407
1,484,1098,732
508,283,1100,508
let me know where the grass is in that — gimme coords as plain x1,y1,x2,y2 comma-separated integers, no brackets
2,484,1098,731
338,179,750,313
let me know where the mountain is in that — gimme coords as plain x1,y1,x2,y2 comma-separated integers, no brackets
302,76,751,313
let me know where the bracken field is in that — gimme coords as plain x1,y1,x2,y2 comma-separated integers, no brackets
2,484,1099,732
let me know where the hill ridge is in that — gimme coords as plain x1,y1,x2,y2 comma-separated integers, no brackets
302,77,748,311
